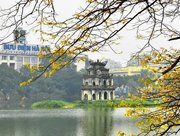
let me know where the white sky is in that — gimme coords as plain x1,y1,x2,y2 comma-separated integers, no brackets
0,0,179,67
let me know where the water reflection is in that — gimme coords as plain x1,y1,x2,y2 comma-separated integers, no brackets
0,108,139,136
80,108,113,136
0,116,79,136
0,109,82,136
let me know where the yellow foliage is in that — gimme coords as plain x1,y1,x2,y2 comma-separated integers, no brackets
44,0,53,5
86,0,96,3
52,63,60,70
117,131,126,136
126,48,180,135
20,78,33,87
121,19,129,24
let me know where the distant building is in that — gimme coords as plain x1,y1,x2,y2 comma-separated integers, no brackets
106,59,122,69
0,28,42,71
109,66,146,76
81,60,115,101
127,57,140,66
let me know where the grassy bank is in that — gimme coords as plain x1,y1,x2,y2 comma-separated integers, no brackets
31,99,159,109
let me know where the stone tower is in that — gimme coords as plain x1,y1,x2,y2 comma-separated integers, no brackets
81,60,115,101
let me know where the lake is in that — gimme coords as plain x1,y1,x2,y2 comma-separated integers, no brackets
0,108,139,136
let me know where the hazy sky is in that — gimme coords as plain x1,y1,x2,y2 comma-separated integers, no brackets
0,0,179,66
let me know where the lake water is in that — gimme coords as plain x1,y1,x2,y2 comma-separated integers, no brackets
0,108,139,136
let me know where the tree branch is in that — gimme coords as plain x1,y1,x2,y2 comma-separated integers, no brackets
162,55,180,75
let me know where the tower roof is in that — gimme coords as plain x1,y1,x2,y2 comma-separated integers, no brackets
89,59,107,66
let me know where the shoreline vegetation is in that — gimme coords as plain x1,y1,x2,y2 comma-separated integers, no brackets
31,99,160,109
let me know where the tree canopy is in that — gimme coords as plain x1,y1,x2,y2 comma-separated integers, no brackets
0,0,179,82
0,64,82,108
123,48,180,136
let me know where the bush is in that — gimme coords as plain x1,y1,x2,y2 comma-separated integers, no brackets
31,100,67,109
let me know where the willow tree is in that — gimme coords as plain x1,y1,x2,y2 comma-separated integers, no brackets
0,0,179,135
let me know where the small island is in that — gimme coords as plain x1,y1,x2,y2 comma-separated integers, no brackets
31,60,159,109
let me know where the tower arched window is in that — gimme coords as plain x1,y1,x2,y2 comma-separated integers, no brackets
92,94,96,100
93,81,96,86
99,92,101,100
84,94,88,101
103,80,106,86
104,92,107,100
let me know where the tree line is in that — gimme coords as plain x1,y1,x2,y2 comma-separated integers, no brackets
0,64,82,109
